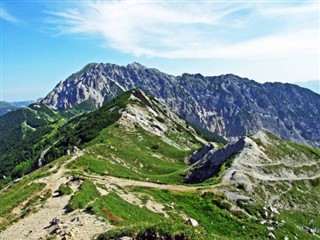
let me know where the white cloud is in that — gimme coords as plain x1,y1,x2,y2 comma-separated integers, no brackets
163,30,318,60
258,2,319,16
48,1,320,61
0,7,20,24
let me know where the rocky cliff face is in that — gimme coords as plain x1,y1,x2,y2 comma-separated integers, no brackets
189,144,214,165
184,138,247,183
41,63,320,147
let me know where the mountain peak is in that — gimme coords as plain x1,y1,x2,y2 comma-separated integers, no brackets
219,73,250,82
127,62,147,70
41,62,320,148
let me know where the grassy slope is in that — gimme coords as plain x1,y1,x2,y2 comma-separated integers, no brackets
65,89,202,184
63,114,319,239
67,125,194,184
1,90,320,239
0,104,64,183
0,90,132,185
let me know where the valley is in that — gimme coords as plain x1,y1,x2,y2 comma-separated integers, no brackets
0,88,319,239
2,0,319,238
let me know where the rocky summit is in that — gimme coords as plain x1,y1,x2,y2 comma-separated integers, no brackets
41,62,320,147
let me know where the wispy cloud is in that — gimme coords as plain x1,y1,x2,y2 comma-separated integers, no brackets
0,7,20,24
258,2,319,16
48,1,319,60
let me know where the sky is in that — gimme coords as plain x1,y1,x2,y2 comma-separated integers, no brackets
1,0,319,101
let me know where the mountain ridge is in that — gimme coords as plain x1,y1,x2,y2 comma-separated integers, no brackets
0,89,319,239
41,62,320,148
0,88,208,183
293,80,320,94
0,101,34,116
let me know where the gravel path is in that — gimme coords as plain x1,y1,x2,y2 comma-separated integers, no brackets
84,173,217,192
0,153,110,240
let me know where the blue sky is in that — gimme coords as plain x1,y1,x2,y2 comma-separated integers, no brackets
1,0,319,101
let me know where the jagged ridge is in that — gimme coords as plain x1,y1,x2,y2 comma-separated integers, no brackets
41,62,320,147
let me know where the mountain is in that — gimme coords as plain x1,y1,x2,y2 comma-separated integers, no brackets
0,89,205,184
9,101,35,108
0,103,62,179
0,89,319,239
0,101,34,116
0,101,16,116
41,63,320,148
293,80,320,94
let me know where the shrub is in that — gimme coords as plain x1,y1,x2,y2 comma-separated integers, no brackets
155,116,165,123
57,184,73,196
210,194,232,211
310,178,320,188
252,138,263,147
151,144,160,151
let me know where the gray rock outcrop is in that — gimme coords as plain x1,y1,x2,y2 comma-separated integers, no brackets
184,138,246,183
230,171,253,192
189,144,214,165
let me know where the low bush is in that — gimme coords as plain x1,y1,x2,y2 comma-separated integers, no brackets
57,184,73,196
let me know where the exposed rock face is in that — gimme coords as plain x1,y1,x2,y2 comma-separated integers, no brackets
118,89,201,151
220,131,320,208
230,171,252,192
189,144,214,165
41,63,126,109
184,138,246,183
41,63,320,147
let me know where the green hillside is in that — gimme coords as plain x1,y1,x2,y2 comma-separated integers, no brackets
0,101,16,116
0,104,63,182
0,89,204,185
0,90,319,240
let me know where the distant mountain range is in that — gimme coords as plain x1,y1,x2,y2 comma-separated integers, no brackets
41,62,320,147
0,101,34,116
293,80,320,94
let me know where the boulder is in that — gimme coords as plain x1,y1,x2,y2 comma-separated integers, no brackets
268,232,276,239
119,237,133,240
267,227,274,232
50,217,60,225
186,218,199,227
269,206,279,215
